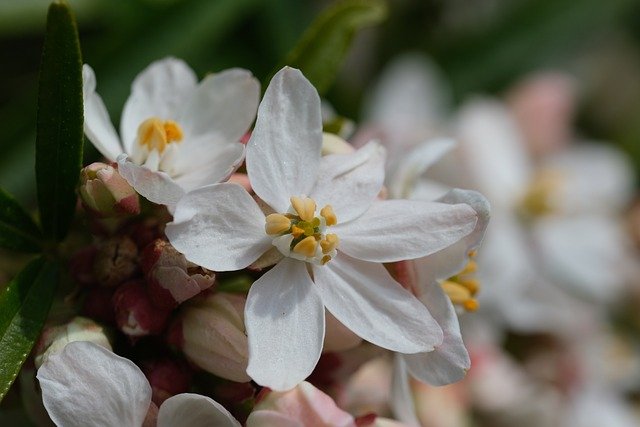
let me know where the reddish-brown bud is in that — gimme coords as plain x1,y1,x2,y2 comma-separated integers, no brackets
93,236,139,287
112,281,171,337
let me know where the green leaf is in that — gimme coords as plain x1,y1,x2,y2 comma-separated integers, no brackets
0,188,42,252
0,257,59,402
36,0,83,242
272,0,387,95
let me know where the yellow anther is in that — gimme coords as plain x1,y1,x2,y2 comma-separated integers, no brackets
291,197,316,222
137,117,183,153
293,236,318,258
461,278,479,295
463,299,479,312
441,281,472,305
321,255,332,265
320,205,337,226
291,226,305,238
468,250,477,258
460,260,477,275
265,214,291,235
320,233,339,254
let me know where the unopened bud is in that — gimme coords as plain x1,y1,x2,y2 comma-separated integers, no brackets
93,236,139,287
79,162,140,217
179,292,250,382
112,281,171,337
34,317,111,369
141,239,215,310
142,357,192,406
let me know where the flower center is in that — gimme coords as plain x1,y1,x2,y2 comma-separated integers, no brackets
441,251,480,312
137,117,184,154
519,170,563,218
265,196,339,265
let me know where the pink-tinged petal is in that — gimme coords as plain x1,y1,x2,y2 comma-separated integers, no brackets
245,258,325,391
37,341,151,427
247,382,356,427
310,142,386,223
178,68,259,142
158,393,240,427
390,356,421,427
313,253,442,354
120,58,198,154
414,189,490,284
389,138,456,199
173,142,245,192
166,183,271,271
246,67,322,212
335,200,477,263
82,65,123,161
117,155,185,208
402,280,469,386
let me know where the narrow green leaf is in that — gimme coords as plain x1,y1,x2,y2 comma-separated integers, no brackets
36,0,83,241
0,257,59,402
272,0,387,95
0,188,42,252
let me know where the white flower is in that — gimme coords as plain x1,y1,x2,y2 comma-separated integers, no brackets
82,57,260,209
166,67,480,391
37,341,240,427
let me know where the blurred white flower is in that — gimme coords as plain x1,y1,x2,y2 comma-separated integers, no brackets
82,57,260,209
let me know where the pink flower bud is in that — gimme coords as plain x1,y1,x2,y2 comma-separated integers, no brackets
179,292,250,382
79,162,140,217
93,236,139,288
69,245,98,286
81,287,116,325
141,357,192,406
141,239,215,309
112,281,171,337
246,381,356,427
34,317,111,369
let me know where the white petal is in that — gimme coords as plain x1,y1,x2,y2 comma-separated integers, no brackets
334,199,477,263
82,64,123,161
414,189,490,283
389,138,456,199
120,58,198,154
310,142,385,223
173,142,245,192
246,258,325,391
158,393,240,427
37,341,151,427
178,68,259,142
117,155,185,208
246,67,322,212
313,253,442,353
390,356,421,427
403,280,469,386
166,183,272,271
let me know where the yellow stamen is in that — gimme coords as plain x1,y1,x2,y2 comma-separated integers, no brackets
291,226,305,238
321,255,332,265
291,197,316,222
137,118,183,153
460,278,479,295
293,236,318,257
320,233,339,254
460,260,477,275
320,205,337,226
463,299,479,312
265,214,291,235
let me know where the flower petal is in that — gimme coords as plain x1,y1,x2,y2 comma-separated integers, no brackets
246,67,322,212
402,280,469,386
166,183,272,271
310,142,386,223
390,355,421,427
313,253,442,353
178,68,259,142
120,58,198,154
117,155,185,208
173,142,245,192
334,199,477,263
82,65,123,161
246,258,325,391
37,341,151,427
158,393,240,427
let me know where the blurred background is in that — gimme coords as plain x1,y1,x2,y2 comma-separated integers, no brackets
3,0,640,425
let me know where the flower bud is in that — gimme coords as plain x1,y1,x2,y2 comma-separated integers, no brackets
141,357,192,406
178,292,250,382
81,287,116,325
69,245,98,286
79,162,140,217
112,281,171,337
34,317,111,369
141,239,215,309
93,236,139,287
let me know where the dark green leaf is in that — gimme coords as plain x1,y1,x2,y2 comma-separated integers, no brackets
0,257,59,402
36,0,83,241
0,188,42,253
272,0,387,95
